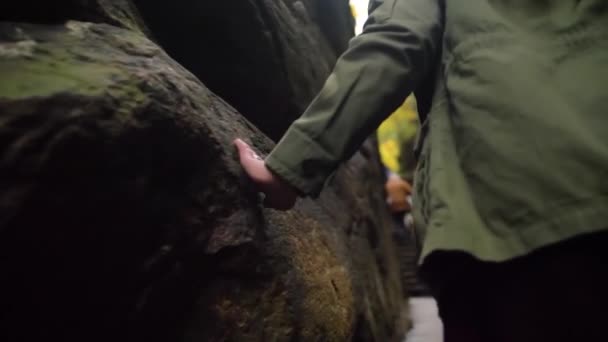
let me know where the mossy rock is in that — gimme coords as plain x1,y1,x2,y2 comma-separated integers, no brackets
0,19,406,342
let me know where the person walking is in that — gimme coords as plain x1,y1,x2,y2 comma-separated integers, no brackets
235,1,608,340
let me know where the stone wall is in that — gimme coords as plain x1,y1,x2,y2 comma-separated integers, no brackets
0,1,408,341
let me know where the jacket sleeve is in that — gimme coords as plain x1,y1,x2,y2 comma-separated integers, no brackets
265,0,443,197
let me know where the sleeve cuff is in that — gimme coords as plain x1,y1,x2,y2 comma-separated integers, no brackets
265,125,338,197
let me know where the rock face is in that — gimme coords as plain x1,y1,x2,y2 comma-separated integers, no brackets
0,2,407,342
134,0,355,141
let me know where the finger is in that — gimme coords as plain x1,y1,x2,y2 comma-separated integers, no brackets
234,139,264,180
234,138,257,161
233,138,248,161
235,139,266,172
233,138,247,150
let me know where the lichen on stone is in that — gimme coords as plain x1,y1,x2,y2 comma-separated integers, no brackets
0,40,36,58
65,20,94,38
0,23,147,103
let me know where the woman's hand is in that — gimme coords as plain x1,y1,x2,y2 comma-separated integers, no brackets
233,139,298,210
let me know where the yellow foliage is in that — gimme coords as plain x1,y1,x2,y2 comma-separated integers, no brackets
377,95,419,176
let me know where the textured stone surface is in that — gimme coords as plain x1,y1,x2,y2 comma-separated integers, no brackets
134,0,355,141
0,2,407,341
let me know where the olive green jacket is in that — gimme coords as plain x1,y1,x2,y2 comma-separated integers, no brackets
266,0,608,264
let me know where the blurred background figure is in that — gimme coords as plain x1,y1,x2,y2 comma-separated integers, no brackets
378,96,418,216
351,2,443,340
377,96,443,342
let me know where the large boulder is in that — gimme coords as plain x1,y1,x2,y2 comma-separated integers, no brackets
134,0,355,141
0,2,408,342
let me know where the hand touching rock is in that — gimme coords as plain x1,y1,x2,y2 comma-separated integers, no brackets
234,138,298,210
